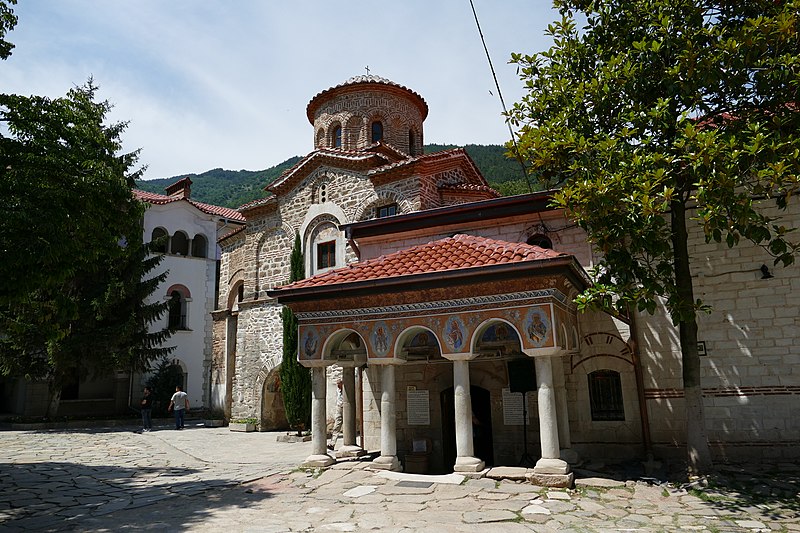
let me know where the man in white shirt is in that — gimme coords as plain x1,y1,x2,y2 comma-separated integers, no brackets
168,385,189,430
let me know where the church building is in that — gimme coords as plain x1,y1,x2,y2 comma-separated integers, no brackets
215,75,800,485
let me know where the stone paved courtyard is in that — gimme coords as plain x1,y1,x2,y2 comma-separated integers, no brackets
0,422,797,532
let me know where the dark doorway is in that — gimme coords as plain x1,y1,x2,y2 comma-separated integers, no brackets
441,385,494,471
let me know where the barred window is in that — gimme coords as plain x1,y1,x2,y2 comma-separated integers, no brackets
588,370,625,421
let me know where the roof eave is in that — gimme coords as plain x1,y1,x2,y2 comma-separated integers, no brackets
268,255,589,303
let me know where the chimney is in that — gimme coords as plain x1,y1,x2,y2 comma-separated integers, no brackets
165,177,192,199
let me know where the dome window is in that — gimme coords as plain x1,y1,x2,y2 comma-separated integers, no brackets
371,121,383,143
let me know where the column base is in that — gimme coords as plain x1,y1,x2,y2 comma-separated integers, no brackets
453,456,485,473
302,454,335,468
527,471,574,488
534,457,570,475
371,455,401,471
336,445,367,459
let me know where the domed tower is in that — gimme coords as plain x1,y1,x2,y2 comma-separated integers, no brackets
306,75,428,156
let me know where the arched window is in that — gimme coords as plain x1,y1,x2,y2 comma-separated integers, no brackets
371,121,383,143
526,234,553,249
151,227,168,253
332,125,342,148
319,183,328,203
408,129,416,156
168,290,188,330
191,234,207,258
171,231,189,255
588,370,625,421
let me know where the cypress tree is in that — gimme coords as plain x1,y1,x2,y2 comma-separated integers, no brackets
279,233,311,434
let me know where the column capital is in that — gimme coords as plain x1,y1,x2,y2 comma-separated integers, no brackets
442,352,475,362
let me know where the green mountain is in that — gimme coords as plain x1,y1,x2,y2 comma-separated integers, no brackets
135,145,536,209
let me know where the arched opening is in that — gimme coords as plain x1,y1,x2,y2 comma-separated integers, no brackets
371,120,383,143
472,319,524,359
260,366,288,430
396,327,442,362
526,234,553,249
191,234,207,258
168,290,188,330
323,330,367,364
171,231,189,255
332,124,342,148
151,227,168,253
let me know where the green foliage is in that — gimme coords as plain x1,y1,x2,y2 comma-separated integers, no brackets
135,158,301,208
146,357,184,416
279,233,311,434
507,0,800,474
0,0,16,60
136,144,531,209
0,80,172,405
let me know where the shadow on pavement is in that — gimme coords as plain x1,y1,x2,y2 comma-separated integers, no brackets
0,461,278,532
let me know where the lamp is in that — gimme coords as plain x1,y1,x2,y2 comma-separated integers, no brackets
760,264,774,279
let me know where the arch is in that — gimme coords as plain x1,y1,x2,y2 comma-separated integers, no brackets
321,328,367,364
226,269,245,311
256,363,288,430
353,188,412,222
394,325,442,362
171,230,189,255
169,357,188,391
166,284,191,298
191,233,208,258
344,115,363,149
302,212,345,277
526,233,553,249
167,289,188,330
315,127,325,148
150,227,168,253
470,318,524,359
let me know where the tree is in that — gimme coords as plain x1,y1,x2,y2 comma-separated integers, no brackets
0,78,173,414
0,0,16,60
508,0,800,475
279,233,312,434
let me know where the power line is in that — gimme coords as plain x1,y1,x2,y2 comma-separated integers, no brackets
468,0,533,193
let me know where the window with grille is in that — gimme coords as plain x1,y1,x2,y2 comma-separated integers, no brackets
168,290,188,330
317,240,336,270
588,370,625,421
377,203,397,218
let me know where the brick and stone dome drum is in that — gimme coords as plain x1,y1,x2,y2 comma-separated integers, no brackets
307,75,428,156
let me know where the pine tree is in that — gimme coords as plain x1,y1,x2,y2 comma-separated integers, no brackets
279,233,311,434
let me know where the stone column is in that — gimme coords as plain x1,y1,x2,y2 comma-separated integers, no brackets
302,366,334,467
337,365,365,457
553,355,578,464
371,364,401,471
452,357,484,473
532,355,571,484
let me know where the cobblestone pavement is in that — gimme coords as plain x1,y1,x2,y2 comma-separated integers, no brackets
0,421,798,532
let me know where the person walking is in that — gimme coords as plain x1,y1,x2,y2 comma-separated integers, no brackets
168,385,189,430
140,387,153,432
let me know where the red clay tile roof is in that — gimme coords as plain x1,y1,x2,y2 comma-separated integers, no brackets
134,189,245,222
307,75,428,122
282,234,567,291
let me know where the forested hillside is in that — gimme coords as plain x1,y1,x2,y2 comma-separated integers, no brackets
135,144,537,208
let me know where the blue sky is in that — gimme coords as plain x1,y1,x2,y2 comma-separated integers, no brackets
4,1,559,180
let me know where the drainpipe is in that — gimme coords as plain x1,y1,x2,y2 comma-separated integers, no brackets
627,308,653,459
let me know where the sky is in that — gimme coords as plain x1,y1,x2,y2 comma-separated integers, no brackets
4,1,560,180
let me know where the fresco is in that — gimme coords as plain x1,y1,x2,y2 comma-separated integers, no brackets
442,316,467,352
300,326,320,360
525,306,552,348
370,320,392,356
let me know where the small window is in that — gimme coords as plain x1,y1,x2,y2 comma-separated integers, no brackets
526,234,553,249
408,129,416,156
168,290,188,330
371,121,383,143
319,183,327,203
171,231,189,255
237,284,244,303
588,370,625,421
316,241,336,270
377,203,397,218
151,228,168,253
191,234,207,258
333,125,342,148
